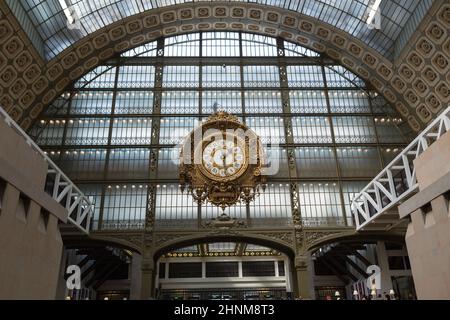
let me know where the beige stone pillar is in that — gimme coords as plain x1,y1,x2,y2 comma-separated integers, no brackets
294,255,313,299
129,253,142,300
140,248,156,300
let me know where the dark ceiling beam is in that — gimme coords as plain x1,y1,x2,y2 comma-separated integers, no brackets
75,255,93,270
86,261,111,288
343,245,373,267
81,256,110,281
342,256,369,278
92,264,122,290
106,56,334,66
324,256,358,283
320,258,348,285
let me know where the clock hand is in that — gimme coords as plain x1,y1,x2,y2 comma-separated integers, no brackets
222,150,226,168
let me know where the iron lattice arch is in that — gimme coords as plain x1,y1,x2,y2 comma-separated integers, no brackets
29,32,414,232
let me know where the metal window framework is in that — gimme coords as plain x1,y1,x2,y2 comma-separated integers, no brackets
26,32,413,231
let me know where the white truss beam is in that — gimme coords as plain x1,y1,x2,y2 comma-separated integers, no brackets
352,106,450,231
0,106,92,234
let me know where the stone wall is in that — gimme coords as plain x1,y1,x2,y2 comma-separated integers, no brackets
399,131,450,299
0,117,67,299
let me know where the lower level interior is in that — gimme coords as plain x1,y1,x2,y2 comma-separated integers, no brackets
59,239,416,300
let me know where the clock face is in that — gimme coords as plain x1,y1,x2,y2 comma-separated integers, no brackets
202,139,246,179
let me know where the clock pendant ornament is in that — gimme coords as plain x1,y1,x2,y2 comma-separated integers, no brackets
179,111,267,212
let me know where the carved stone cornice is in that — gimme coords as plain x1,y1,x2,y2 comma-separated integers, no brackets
252,231,295,248
89,230,144,253
303,228,355,250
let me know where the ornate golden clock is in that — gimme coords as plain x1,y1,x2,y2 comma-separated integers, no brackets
179,111,266,211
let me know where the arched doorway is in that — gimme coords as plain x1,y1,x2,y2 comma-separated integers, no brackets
307,235,415,300
152,236,296,300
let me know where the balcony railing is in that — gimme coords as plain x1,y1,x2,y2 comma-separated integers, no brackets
351,106,450,231
0,106,92,234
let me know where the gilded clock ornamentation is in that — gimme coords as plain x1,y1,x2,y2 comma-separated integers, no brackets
179,111,266,212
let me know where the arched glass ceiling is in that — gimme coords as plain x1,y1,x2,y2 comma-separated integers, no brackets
31,31,413,231
14,0,423,60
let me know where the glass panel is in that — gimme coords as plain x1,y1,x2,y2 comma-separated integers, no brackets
157,147,180,180
247,117,285,144
242,33,277,57
325,66,365,88
328,90,370,113
206,262,239,278
165,33,200,57
333,116,377,143
337,147,381,178
117,66,155,88
296,147,337,178
58,149,107,180
265,147,289,179
249,183,292,227
65,118,110,146
202,65,240,88
202,91,242,114
298,182,344,226
111,118,152,145
203,32,240,57
208,243,236,252
243,66,280,88
159,117,200,145
75,66,116,89
292,117,332,143
287,66,324,87
371,93,393,114
244,91,282,114
103,184,147,230
33,120,65,146
155,184,197,228
163,66,199,88
289,91,327,113
45,93,71,115
161,91,199,114
115,91,153,114
242,261,275,277
375,117,408,143
107,148,150,180
121,42,157,57
70,91,113,115
381,147,403,166
284,41,320,57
